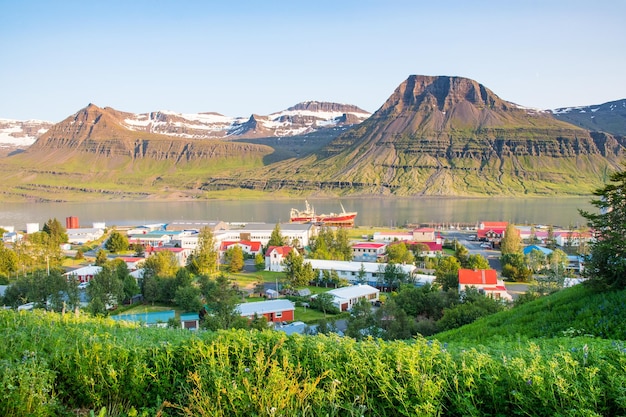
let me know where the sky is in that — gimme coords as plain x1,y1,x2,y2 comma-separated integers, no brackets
1,0,625,122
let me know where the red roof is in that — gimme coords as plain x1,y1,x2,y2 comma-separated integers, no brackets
413,227,435,233
458,269,498,286
407,241,443,251
481,221,508,229
265,246,294,257
151,247,185,253
220,240,263,251
352,242,386,249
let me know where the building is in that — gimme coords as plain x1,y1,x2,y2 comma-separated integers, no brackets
220,240,263,257
322,284,380,311
305,259,417,287
66,216,79,229
477,221,508,242
166,220,228,232
458,269,512,301
180,312,200,330
218,223,315,248
237,299,295,322
351,242,387,262
66,227,105,245
63,265,102,284
145,246,192,267
265,246,297,272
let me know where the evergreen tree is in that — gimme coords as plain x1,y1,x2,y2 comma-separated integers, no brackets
579,163,626,289
283,250,315,287
227,246,245,273
95,249,108,266
42,218,68,246
254,252,265,271
268,223,285,247
500,224,522,255
200,273,245,330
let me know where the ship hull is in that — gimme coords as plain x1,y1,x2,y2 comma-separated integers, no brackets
290,212,357,227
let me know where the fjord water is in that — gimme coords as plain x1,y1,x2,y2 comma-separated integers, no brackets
0,197,593,230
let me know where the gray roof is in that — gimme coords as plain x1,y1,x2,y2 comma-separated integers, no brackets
237,299,295,317
239,222,313,232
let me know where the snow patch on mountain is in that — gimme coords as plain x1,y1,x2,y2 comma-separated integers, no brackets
0,119,52,147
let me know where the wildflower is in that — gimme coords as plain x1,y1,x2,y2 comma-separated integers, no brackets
244,367,250,373
526,379,532,386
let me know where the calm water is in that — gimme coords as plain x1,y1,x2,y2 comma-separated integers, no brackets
0,197,594,230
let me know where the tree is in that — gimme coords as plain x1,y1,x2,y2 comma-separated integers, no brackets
187,227,218,275
175,285,203,312
227,246,244,273
283,250,315,287
268,223,285,247
467,253,490,270
310,292,337,317
434,256,461,291
345,298,381,340
546,225,557,249
579,163,626,289
386,242,414,264
0,245,18,276
200,273,245,330
356,263,367,284
500,224,522,255
254,253,265,271
87,265,124,315
95,249,108,266
501,252,532,282
526,249,547,273
379,262,408,291
42,218,68,246
143,251,178,279
105,230,129,253
454,241,469,267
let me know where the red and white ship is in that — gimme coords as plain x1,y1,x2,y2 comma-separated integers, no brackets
290,200,357,227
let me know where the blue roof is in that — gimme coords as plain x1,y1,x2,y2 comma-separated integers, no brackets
180,312,199,321
523,245,553,256
111,310,175,324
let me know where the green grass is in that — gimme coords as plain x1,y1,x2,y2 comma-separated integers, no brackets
436,284,626,342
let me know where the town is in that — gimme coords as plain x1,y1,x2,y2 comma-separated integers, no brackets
0,214,591,337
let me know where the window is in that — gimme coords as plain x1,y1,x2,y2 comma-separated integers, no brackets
275,311,282,318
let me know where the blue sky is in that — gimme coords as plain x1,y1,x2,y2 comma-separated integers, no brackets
1,0,625,122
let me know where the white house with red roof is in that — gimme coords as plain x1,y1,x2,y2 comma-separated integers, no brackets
220,240,263,257
265,246,297,272
117,257,144,271
351,242,387,262
458,269,512,301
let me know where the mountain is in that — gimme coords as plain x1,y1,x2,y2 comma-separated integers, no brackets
550,99,626,136
1,76,625,201
0,102,369,201
111,101,370,139
0,118,53,156
208,75,625,196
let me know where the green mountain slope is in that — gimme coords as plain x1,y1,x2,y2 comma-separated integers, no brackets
216,75,624,196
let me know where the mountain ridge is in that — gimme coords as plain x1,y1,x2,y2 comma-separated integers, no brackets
1,76,625,201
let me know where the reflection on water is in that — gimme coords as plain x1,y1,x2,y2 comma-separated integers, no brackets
0,197,593,230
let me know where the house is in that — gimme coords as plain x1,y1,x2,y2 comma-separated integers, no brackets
117,257,144,271
237,299,295,322
220,240,263,257
411,227,437,242
63,265,103,284
66,227,105,245
305,259,417,287
322,284,380,311
217,222,315,248
166,220,228,232
458,269,512,301
555,231,594,247
111,310,176,327
180,312,200,330
145,246,192,267
477,221,508,242
413,241,443,257
351,242,387,262
265,246,297,272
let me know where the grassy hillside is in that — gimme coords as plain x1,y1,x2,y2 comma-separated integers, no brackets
2,285,626,416
436,284,626,343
